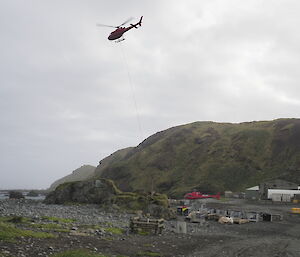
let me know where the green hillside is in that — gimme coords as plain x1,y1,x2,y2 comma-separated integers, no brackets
93,119,300,198
48,165,96,191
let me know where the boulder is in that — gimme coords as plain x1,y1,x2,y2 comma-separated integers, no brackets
44,179,120,204
9,191,24,199
44,179,172,219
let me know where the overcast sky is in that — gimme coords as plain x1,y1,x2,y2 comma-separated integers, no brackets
1,0,300,189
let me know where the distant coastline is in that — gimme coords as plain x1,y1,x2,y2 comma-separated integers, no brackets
0,191,45,200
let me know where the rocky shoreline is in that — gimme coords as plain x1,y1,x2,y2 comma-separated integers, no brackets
0,199,130,228
0,199,208,257
1,199,300,257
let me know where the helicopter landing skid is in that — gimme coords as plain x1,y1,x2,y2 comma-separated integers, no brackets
115,38,125,43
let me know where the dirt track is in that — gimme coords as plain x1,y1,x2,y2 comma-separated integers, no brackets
0,199,300,257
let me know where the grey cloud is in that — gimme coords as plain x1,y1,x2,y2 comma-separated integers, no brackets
0,0,300,189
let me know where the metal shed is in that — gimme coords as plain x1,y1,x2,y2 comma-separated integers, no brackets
259,179,299,200
245,186,259,200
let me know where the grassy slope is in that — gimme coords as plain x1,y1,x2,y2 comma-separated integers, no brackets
48,165,96,191
95,119,300,198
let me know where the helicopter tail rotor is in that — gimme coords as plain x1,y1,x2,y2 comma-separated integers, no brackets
138,16,143,26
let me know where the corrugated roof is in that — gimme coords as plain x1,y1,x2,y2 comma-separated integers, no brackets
246,186,259,191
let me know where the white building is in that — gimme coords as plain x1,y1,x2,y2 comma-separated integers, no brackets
268,189,300,202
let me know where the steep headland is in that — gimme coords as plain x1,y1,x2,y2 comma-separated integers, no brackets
93,118,300,197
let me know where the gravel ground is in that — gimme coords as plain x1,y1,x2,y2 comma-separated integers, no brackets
1,199,300,257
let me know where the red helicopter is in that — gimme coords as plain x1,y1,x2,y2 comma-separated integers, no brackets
184,192,221,200
97,16,143,42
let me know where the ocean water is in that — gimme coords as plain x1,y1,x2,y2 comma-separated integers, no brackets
0,192,45,200
0,192,9,200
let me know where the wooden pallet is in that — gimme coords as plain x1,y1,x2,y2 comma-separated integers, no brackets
130,217,165,234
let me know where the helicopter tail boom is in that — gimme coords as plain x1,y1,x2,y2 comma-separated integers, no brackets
130,16,143,29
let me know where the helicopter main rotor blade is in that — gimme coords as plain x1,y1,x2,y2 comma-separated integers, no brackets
96,23,117,28
119,17,134,27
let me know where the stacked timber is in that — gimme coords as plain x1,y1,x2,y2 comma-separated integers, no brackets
129,217,165,234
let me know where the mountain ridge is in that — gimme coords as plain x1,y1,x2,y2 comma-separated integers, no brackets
93,118,300,197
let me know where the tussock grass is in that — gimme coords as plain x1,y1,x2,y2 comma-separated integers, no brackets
29,223,70,232
97,119,300,197
104,227,124,235
137,230,150,236
0,216,31,224
0,222,55,242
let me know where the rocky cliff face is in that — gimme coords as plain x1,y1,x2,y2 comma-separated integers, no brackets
93,119,300,197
